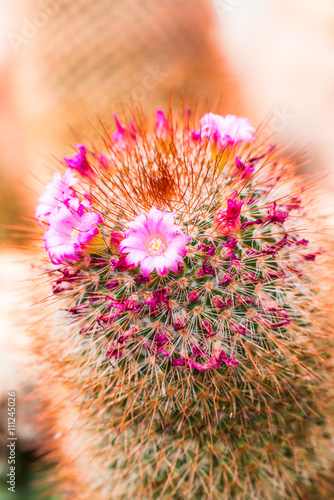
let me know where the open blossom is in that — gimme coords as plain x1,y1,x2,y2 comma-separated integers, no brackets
64,144,94,178
35,169,78,223
199,113,255,147
214,198,244,235
43,202,103,264
119,207,190,276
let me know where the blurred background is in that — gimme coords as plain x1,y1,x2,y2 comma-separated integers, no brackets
0,0,334,497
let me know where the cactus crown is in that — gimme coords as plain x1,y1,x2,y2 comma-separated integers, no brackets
34,110,333,499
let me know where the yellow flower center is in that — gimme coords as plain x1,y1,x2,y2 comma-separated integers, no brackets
71,229,80,238
148,237,166,256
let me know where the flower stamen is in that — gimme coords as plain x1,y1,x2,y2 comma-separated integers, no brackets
148,238,166,256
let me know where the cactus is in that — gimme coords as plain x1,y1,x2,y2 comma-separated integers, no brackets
32,110,334,499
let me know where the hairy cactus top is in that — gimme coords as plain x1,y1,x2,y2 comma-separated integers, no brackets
33,110,334,499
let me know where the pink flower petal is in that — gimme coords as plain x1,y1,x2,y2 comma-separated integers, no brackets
199,112,255,148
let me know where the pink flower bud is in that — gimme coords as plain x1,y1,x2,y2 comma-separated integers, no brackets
188,291,199,302
213,297,233,310
202,319,215,337
155,110,170,139
105,279,120,290
214,198,244,235
173,317,186,331
110,232,124,254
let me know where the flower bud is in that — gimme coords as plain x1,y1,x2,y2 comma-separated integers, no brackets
110,232,123,254
188,291,199,302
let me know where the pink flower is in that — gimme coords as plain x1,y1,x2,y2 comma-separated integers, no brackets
112,114,126,145
173,317,186,331
188,291,199,302
43,202,103,264
64,144,94,178
119,207,190,276
35,169,78,223
112,114,136,151
97,154,110,169
235,156,255,179
199,113,255,147
155,110,170,138
202,319,215,338
111,255,134,272
214,198,244,235
109,232,124,254
266,202,289,225
213,297,233,310
172,347,238,371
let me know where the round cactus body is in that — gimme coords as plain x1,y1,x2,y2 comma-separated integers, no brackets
33,110,334,499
